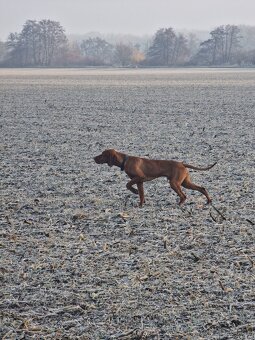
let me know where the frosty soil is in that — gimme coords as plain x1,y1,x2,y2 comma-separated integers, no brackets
0,68,254,339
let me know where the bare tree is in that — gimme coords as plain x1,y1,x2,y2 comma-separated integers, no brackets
147,28,175,65
147,28,189,66
172,34,189,65
5,20,67,66
195,25,241,65
224,25,241,63
187,33,200,58
6,33,23,66
60,41,84,66
38,20,67,66
114,43,133,66
19,20,41,65
80,37,113,65
0,40,7,63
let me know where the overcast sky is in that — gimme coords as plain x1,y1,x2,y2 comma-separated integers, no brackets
0,0,255,40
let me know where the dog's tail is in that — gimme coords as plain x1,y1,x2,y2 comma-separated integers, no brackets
183,161,217,171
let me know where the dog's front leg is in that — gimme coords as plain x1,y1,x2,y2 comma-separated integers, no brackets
126,177,140,194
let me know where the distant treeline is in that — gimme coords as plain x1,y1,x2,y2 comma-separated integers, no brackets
0,20,255,67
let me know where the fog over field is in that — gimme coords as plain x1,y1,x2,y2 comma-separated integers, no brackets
1,68,254,338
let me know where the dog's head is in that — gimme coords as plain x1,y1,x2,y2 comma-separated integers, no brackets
93,149,117,167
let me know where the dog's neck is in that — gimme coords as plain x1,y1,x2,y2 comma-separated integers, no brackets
120,154,128,171
115,152,128,171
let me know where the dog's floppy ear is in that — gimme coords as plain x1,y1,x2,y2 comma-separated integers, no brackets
106,149,117,167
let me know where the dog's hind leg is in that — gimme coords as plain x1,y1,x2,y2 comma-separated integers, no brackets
169,180,187,205
181,175,212,204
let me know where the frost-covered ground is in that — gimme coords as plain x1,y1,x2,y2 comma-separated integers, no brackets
1,68,254,339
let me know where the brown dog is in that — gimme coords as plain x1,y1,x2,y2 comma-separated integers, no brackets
94,149,216,207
